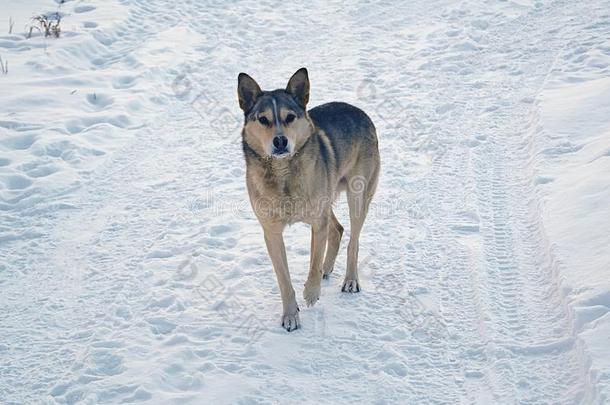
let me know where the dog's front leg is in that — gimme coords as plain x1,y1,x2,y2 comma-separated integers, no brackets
303,217,329,307
263,224,299,332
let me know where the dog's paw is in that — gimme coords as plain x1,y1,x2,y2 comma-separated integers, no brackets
322,267,333,279
281,309,300,332
303,281,321,307
341,279,361,293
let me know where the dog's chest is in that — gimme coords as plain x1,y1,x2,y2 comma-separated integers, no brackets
268,178,313,223
249,168,325,224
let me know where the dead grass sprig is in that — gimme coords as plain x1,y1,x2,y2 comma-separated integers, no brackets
28,12,62,38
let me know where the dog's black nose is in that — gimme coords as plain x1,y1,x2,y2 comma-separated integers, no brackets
273,135,288,150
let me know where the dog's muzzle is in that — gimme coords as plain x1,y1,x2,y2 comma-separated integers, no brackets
272,135,289,157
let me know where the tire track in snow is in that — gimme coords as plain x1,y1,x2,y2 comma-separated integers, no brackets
390,0,597,402
464,1,596,402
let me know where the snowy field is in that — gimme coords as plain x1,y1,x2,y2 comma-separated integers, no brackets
1,0,610,403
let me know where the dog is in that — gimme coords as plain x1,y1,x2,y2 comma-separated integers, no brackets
237,68,380,331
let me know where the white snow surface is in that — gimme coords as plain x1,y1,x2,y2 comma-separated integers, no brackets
1,0,609,403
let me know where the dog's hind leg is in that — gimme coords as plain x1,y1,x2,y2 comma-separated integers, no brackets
342,176,375,293
263,223,300,332
322,210,343,279
303,216,329,307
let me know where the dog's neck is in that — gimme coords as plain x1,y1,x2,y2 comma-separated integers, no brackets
263,156,292,179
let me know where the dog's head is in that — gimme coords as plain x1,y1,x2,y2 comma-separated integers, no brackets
237,68,313,159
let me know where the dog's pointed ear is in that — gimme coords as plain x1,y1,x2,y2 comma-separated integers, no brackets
237,73,262,113
286,67,309,108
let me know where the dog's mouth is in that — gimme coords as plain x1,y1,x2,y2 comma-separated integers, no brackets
271,149,291,159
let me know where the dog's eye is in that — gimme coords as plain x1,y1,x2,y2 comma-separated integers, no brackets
258,116,270,126
285,114,296,124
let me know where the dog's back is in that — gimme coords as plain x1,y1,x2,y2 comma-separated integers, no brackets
309,102,377,147
309,102,380,187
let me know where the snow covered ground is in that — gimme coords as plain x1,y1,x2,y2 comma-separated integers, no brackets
1,0,609,403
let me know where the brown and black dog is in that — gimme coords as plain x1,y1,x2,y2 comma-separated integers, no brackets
237,68,380,331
